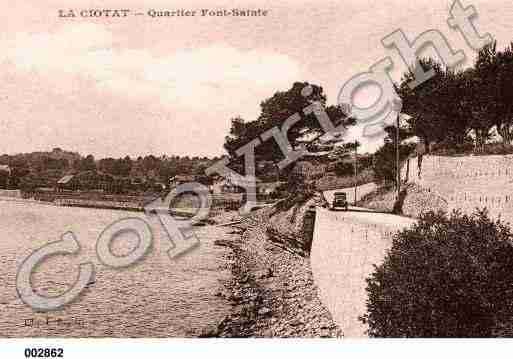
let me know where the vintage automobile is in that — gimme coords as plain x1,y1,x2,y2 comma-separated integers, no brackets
332,192,349,211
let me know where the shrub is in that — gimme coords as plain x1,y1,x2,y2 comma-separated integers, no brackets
315,168,374,191
334,161,354,177
361,209,513,337
430,140,475,156
373,142,414,184
430,141,513,156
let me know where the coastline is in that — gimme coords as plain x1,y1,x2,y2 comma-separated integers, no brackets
0,196,59,207
0,198,339,337
0,195,232,217
206,213,342,338
0,195,147,212
0,195,146,213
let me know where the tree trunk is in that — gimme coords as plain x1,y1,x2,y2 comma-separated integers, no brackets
498,124,512,145
474,129,486,153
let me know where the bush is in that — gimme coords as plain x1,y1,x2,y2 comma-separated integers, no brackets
373,142,414,184
361,209,513,337
430,140,475,156
430,141,513,156
315,168,374,191
334,161,354,177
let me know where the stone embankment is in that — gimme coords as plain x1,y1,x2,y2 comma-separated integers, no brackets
402,154,513,222
266,192,327,256
206,203,342,337
359,183,448,217
361,153,513,220
401,184,448,217
54,198,144,211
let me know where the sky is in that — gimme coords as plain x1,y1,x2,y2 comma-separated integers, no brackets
0,0,512,158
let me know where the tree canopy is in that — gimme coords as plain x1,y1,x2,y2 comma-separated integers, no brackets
398,41,513,150
223,82,355,165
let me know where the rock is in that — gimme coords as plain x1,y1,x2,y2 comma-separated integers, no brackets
198,324,220,337
258,307,272,316
230,293,242,302
214,239,234,248
240,275,251,284
262,329,274,337
256,268,274,279
290,319,303,326
214,208,343,338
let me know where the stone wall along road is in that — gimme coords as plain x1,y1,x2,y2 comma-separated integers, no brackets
403,154,513,223
310,207,415,337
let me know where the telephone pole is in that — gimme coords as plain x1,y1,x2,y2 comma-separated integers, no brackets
354,140,357,206
391,98,403,200
396,110,401,199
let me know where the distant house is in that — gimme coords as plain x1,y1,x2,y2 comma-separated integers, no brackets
0,165,11,188
211,174,261,194
257,181,286,196
211,179,231,194
402,135,421,145
0,165,11,174
57,171,113,192
290,161,326,181
56,174,78,191
169,174,197,188
130,177,145,186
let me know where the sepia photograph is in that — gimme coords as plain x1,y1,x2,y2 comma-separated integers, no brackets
1,0,513,357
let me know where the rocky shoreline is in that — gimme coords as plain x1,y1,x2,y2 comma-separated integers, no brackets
204,211,342,338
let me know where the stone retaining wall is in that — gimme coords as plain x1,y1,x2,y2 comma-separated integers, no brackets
402,154,513,223
310,208,415,337
266,192,328,255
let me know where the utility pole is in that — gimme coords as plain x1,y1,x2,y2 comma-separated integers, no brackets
354,140,357,206
396,111,401,200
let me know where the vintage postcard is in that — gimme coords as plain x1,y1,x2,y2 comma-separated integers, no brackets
1,0,513,356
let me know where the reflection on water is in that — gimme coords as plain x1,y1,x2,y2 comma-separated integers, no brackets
0,200,231,337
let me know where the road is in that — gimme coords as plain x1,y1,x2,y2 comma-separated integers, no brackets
323,182,377,205
310,205,416,337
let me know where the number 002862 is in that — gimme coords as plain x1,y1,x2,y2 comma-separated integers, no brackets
24,348,64,358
